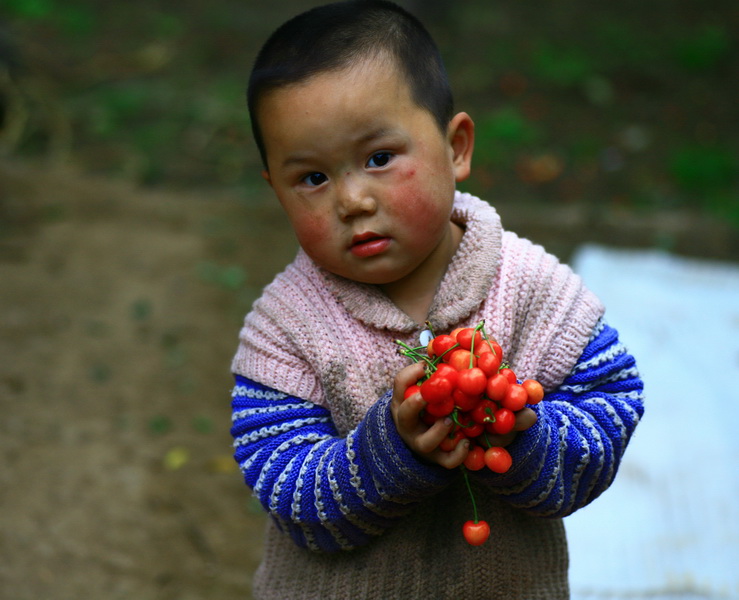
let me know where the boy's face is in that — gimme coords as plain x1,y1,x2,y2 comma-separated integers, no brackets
258,57,473,289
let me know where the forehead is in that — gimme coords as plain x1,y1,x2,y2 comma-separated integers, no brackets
256,58,439,168
257,57,419,130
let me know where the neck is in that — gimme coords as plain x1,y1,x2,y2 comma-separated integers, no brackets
380,222,464,325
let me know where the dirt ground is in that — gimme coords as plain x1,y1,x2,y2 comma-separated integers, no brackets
0,159,299,599
0,157,735,599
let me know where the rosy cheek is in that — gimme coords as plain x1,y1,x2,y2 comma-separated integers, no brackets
388,178,440,231
388,170,421,210
294,213,330,250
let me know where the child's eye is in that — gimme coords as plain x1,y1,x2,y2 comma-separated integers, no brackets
367,152,393,168
302,172,328,187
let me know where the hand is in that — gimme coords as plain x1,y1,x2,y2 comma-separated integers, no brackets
390,362,469,469
483,406,537,447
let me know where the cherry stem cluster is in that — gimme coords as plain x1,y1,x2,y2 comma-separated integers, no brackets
468,321,486,368
395,338,458,373
395,340,436,369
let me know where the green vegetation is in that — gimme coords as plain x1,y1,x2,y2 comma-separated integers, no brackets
1,0,736,225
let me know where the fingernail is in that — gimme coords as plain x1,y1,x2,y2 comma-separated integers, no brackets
444,417,453,427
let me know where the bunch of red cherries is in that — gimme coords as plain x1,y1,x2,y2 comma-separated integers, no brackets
397,320,544,546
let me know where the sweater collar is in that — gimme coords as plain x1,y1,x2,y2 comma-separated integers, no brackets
315,192,503,333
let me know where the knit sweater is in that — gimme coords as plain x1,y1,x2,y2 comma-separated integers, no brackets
230,192,644,599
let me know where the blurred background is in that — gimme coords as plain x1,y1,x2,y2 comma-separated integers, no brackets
0,1,736,598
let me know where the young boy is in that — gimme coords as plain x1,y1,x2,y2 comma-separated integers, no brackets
230,2,644,598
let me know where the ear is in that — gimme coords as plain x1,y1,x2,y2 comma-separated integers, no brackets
447,112,475,182
261,169,272,187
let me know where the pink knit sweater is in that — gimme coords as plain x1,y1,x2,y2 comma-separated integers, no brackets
231,192,609,599
233,192,603,434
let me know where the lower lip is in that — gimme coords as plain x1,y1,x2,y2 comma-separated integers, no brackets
350,237,391,258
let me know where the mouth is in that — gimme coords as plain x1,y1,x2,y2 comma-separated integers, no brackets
350,231,391,258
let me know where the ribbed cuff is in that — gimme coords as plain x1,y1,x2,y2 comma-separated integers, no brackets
355,392,454,500
474,400,549,490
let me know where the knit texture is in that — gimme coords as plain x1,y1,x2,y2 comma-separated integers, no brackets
232,378,452,552
232,192,605,434
230,192,645,599
231,322,644,599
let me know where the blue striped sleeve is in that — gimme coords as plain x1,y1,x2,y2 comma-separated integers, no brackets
483,319,645,517
230,377,453,552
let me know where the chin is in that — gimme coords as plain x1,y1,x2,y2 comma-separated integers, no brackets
347,274,394,286
337,268,401,286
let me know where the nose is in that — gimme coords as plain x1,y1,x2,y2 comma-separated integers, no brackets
336,174,377,221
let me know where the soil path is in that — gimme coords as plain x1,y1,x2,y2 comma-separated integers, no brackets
0,159,297,599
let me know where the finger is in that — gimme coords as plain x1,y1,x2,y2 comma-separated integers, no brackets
514,407,537,431
413,416,453,454
392,362,425,405
483,431,516,447
394,392,426,432
432,437,470,470
484,408,537,447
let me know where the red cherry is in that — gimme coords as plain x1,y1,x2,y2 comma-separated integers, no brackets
435,363,459,388
486,373,509,402
439,429,466,452
489,407,515,435
522,379,544,404
431,334,457,359
403,384,421,399
447,349,476,371
420,374,454,404
424,395,455,417
477,351,502,376
501,383,528,412
456,328,483,351
499,367,517,384
452,388,481,412
471,399,497,424
463,445,486,471
462,519,490,546
484,446,513,473
457,367,487,396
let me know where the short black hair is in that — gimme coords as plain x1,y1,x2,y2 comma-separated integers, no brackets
248,0,454,167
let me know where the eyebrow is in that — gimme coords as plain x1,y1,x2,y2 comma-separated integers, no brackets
356,127,397,145
280,153,317,169
279,127,402,169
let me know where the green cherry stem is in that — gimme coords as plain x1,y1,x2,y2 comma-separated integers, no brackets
461,466,481,523
395,340,435,369
479,324,496,356
437,343,460,363
469,320,486,368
